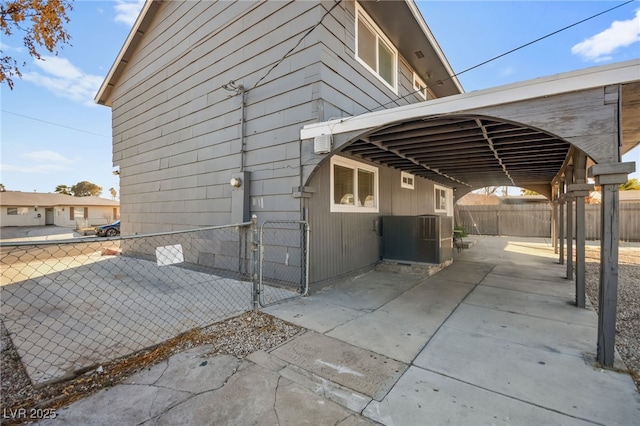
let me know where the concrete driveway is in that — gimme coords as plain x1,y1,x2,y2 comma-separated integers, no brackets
0,226,83,242
38,237,640,425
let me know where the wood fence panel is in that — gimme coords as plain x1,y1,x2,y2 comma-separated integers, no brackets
455,202,639,241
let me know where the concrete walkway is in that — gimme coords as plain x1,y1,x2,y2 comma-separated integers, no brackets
43,237,640,425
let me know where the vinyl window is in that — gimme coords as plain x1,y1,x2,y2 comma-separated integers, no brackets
331,156,379,213
401,172,415,189
355,2,397,93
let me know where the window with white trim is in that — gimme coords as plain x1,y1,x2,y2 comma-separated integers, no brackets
401,171,415,189
331,156,379,213
355,2,397,93
434,185,450,213
413,73,427,100
7,207,28,215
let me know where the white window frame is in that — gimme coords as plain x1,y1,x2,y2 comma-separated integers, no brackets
413,73,427,100
330,156,379,213
355,2,398,94
401,171,415,189
434,185,452,214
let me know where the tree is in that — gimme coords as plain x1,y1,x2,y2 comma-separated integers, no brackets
619,178,640,191
0,183,5,192
520,188,539,196
70,181,101,197
0,0,73,89
55,184,71,195
109,187,117,200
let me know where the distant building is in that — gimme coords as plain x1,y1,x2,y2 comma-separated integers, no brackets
0,191,119,228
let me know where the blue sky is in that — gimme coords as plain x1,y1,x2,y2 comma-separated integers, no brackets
1,0,639,197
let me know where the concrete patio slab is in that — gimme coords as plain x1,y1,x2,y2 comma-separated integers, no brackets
363,366,594,426
443,303,596,357
326,278,474,363
270,331,406,400
262,296,365,333
463,285,597,327
414,326,640,425
479,272,577,298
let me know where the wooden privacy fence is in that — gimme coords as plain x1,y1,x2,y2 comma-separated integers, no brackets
455,202,640,242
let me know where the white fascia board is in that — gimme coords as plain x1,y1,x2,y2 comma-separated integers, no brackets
301,59,640,140
94,0,157,105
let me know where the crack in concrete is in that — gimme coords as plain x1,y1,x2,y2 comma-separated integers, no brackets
273,375,282,425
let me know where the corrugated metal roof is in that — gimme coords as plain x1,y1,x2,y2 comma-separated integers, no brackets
0,192,119,207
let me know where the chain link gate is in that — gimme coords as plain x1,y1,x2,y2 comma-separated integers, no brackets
257,220,309,307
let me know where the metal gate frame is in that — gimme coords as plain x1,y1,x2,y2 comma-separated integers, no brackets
256,219,309,307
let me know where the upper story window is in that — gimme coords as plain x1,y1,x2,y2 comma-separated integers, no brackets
413,73,427,100
331,156,379,213
355,2,397,93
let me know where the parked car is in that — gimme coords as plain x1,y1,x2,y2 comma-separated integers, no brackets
95,220,120,237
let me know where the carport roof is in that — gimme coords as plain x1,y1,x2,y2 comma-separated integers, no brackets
301,59,640,193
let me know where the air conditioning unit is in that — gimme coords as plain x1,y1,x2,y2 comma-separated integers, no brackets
382,215,453,264
314,134,332,154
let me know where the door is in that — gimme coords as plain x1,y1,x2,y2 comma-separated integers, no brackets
45,208,54,225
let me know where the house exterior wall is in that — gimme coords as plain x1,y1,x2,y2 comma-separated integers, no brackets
305,154,451,283
1,206,118,228
108,0,454,282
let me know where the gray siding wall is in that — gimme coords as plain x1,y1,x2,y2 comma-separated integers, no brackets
305,154,444,284
109,0,450,281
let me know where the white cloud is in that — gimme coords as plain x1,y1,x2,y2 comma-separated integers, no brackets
23,150,74,165
22,56,104,106
572,9,640,62
0,150,75,174
114,0,145,27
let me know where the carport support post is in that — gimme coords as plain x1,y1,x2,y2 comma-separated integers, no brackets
589,162,635,367
558,197,565,265
565,167,574,279
567,183,593,308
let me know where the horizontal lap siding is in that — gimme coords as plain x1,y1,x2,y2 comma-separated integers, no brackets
110,1,326,233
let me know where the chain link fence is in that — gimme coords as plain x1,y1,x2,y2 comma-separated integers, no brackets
259,220,310,307
1,222,269,385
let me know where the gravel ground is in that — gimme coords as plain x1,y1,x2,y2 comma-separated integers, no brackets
584,245,640,390
1,312,301,425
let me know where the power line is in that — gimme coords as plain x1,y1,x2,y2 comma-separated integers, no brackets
363,0,635,114
443,0,636,84
1,109,110,138
252,0,343,90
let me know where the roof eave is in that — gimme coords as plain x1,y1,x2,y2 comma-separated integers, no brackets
404,0,463,95
95,0,161,107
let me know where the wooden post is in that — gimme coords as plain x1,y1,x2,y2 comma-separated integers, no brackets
589,162,635,367
567,183,593,308
558,198,565,265
552,202,557,254
565,167,574,280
